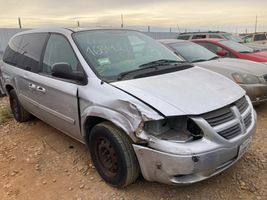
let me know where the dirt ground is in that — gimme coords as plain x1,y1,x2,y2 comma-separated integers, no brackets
0,97,266,200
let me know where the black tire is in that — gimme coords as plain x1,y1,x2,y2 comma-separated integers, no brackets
89,121,140,187
0,84,5,97
0,91,5,97
9,89,31,122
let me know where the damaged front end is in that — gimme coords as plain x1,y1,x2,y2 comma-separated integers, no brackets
131,96,256,185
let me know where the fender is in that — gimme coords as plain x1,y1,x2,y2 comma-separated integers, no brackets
81,105,138,142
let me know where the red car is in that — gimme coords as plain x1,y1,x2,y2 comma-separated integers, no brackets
192,39,267,64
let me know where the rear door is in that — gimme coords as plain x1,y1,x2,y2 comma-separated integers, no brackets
14,33,49,113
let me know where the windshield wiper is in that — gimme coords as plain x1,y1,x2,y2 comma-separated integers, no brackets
138,59,185,68
191,59,208,63
239,51,253,53
117,63,190,81
117,66,159,80
208,56,220,61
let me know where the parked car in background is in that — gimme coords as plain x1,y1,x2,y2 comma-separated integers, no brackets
243,32,267,44
176,31,266,51
0,28,256,187
244,43,267,52
160,39,267,104
192,39,267,64
177,31,243,43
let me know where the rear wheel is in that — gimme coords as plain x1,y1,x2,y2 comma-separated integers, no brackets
9,89,31,122
0,83,5,97
89,122,140,187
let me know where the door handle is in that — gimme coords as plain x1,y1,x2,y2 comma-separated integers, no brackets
36,86,46,94
28,83,36,90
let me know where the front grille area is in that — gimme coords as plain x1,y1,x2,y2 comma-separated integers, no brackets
218,124,241,139
244,113,252,128
202,96,252,140
235,96,249,113
204,107,234,127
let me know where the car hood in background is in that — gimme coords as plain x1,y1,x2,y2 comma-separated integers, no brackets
240,51,267,62
111,67,245,116
244,43,267,51
196,58,267,76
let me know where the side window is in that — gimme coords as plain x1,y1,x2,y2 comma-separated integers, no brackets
196,42,233,57
192,35,206,39
254,34,267,41
3,35,22,66
16,33,48,72
177,35,191,40
243,35,253,43
197,42,222,52
209,35,223,39
42,34,81,75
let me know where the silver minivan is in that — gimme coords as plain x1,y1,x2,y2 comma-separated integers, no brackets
0,28,256,187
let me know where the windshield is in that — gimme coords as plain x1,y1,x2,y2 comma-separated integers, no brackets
220,40,254,53
170,42,218,62
223,33,243,43
73,30,182,80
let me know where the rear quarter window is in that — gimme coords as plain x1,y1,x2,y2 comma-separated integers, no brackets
192,35,207,39
3,35,23,66
209,35,223,39
16,33,49,72
254,34,267,41
177,35,191,40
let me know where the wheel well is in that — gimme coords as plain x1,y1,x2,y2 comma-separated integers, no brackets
5,85,14,95
84,116,106,144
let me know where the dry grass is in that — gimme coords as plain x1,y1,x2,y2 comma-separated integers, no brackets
0,105,12,124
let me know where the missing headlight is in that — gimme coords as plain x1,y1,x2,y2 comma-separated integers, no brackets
144,117,203,142
187,118,203,140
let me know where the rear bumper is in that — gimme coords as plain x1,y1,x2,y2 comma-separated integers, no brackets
133,110,256,185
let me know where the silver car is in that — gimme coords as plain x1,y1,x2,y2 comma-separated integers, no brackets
0,28,256,187
243,32,267,44
160,39,267,104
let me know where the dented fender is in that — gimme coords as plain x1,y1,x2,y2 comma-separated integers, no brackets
80,99,164,142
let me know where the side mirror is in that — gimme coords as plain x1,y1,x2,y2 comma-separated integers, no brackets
216,50,227,56
51,62,86,83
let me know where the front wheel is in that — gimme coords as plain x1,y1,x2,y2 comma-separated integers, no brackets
89,122,140,187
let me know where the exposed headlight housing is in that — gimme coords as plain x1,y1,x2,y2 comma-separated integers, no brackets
144,117,203,142
232,73,261,84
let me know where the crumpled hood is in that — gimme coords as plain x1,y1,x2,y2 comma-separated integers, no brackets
111,67,245,116
196,58,267,76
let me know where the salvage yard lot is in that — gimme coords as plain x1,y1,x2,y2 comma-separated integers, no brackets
0,97,266,200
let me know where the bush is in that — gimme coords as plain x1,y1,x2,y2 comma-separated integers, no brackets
0,106,12,124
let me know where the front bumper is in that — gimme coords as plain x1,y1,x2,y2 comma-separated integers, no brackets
241,84,267,105
133,105,256,185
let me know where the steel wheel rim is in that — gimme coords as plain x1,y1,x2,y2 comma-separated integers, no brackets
95,137,119,177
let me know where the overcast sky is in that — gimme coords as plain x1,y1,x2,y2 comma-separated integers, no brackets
0,0,266,33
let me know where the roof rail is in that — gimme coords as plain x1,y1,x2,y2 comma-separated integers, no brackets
179,31,226,35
